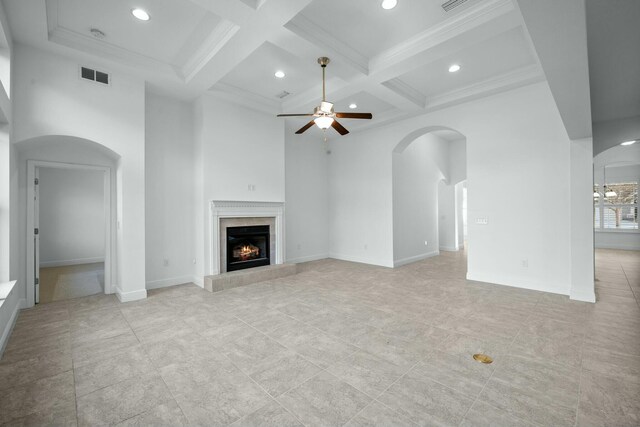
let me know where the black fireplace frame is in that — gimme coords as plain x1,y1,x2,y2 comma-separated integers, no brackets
226,225,271,272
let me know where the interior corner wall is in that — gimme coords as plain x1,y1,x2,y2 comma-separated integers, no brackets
392,134,447,266
330,82,574,295
284,127,329,263
145,93,195,289
38,168,104,266
12,44,146,302
194,95,285,278
0,128,9,282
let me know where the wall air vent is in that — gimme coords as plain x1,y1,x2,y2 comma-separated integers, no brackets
276,90,291,99
442,0,469,12
80,66,110,85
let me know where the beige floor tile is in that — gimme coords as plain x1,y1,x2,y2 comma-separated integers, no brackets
230,400,303,427
345,401,416,426
76,373,173,426
278,371,371,427
115,400,188,426
377,373,474,427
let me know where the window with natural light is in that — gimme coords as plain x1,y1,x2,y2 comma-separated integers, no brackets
594,182,638,230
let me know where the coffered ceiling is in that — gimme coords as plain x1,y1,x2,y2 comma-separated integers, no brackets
2,0,545,134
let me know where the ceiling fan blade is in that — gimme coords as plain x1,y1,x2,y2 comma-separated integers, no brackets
335,112,373,119
331,120,349,135
277,113,314,117
295,120,316,134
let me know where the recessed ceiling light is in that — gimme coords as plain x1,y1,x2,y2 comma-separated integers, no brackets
381,0,397,10
449,64,461,73
621,140,637,146
349,103,357,109
131,8,150,21
274,70,285,78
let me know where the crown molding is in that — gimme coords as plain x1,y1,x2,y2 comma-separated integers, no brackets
381,78,426,108
180,20,240,83
284,14,369,76
426,63,544,110
370,0,515,72
45,0,175,77
208,82,281,114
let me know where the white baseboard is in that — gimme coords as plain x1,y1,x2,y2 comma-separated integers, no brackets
393,250,440,268
115,286,147,303
570,288,596,303
466,271,570,296
146,276,197,290
595,243,640,251
192,277,204,288
286,253,330,264
40,257,104,268
0,298,26,359
329,252,394,268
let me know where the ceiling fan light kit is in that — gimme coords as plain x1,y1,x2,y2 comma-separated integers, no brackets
277,57,373,136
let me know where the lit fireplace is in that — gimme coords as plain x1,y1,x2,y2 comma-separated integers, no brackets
226,225,270,272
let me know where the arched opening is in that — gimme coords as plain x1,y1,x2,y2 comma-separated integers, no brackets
14,136,120,307
592,143,639,300
392,126,467,271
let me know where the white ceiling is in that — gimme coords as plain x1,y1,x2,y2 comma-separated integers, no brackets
2,0,545,135
586,0,640,123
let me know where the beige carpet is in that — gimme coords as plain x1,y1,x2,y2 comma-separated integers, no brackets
39,263,104,304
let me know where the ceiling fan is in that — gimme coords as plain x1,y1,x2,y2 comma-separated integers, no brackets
277,57,372,135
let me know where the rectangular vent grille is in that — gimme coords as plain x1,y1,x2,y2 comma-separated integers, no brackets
442,0,469,12
276,90,291,99
80,66,109,85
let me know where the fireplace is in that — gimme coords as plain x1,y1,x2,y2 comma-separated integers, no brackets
226,225,270,272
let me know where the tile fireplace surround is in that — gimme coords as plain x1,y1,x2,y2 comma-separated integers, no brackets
210,201,284,276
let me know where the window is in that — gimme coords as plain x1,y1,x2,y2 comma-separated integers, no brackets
594,181,638,230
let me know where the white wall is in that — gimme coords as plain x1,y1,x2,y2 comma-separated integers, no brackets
438,181,458,252
145,93,196,288
329,82,579,296
38,167,104,266
194,95,285,278
284,126,329,263
12,44,146,303
392,134,447,266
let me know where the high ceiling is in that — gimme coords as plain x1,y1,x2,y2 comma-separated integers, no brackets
2,0,544,133
586,0,640,123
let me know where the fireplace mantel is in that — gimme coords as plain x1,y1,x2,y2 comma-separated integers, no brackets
209,201,284,275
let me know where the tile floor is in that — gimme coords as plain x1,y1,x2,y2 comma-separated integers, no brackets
39,263,105,304
1,249,639,426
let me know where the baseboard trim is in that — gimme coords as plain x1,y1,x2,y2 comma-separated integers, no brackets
466,271,570,296
146,276,197,290
328,252,394,268
0,298,26,359
393,251,440,268
115,287,147,303
40,257,104,268
570,289,596,303
594,243,640,251
286,253,330,264
192,277,204,288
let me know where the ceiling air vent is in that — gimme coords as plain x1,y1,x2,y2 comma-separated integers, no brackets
80,66,110,85
442,0,469,12
276,90,291,99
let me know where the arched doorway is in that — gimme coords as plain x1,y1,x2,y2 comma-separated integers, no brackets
15,136,120,307
392,126,467,269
